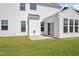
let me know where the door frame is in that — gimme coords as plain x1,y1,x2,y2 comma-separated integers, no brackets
52,22,54,36
47,23,51,35
47,22,54,36
28,14,40,36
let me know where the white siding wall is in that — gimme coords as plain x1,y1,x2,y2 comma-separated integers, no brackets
27,3,60,21
0,3,23,36
27,3,60,35
38,4,60,35
0,3,60,36
29,19,41,36
44,14,60,37
59,9,79,38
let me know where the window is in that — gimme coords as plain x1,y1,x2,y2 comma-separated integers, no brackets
20,3,25,11
1,20,8,30
30,3,37,10
21,21,26,32
70,19,73,25
63,18,68,33
69,19,73,32
64,18,68,25
41,22,44,32
75,20,78,32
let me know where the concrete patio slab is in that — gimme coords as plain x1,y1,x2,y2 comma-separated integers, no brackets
29,36,53,40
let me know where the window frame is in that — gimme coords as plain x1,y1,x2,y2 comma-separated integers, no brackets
63,18,68,33
20,3,25,11
69,19,73,33
41,22,44,32
21,21,26,32
75,20,78,32
1,20,8,30
30,3,37,10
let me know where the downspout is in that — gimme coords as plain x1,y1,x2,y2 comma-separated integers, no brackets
28,15,29,37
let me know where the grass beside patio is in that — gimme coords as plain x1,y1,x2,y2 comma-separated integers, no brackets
0,36,79,56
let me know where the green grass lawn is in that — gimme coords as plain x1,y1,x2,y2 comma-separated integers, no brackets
0,36,79,56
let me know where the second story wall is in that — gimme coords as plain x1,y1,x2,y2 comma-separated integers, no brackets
27,3,61,21
38,4,60,21
0,3,61,21
0,3,28,35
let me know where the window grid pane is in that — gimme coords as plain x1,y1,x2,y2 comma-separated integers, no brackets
69,19,73,32
20,3,25,11
75,26,78,32
64,26,68,33
30,3,37,10
21,27,26,32
75,20,78,25
64,18,68,25
21,21,26,32
69,26,73,32
1,20,8,30
63,18,68,33
21,21,26,26
1,26,8,30
70,19,73,25
41,22,44,31
75,20,78,32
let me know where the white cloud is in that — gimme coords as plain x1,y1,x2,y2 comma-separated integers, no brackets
73,4,79,10
60,3,79,10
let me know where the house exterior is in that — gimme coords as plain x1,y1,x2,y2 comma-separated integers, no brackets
0,3,61,36
44,7,79,38
0,3,79,38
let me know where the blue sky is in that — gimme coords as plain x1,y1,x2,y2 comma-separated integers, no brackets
60,3,79,10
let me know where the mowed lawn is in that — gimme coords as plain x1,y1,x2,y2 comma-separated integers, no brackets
0,36,79,56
